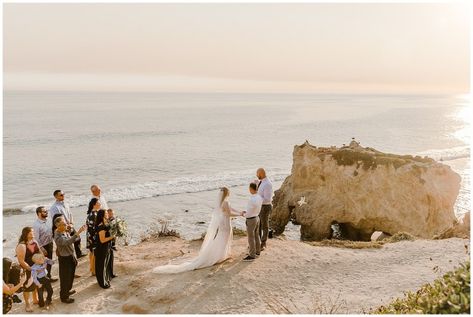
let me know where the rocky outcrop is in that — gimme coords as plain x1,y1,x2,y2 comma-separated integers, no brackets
272,141,462,241
434,212,470,239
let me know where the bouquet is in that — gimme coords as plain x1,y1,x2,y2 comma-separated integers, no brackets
108,217,128,238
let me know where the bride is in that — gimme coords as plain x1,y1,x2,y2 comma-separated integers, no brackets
153,187,243,273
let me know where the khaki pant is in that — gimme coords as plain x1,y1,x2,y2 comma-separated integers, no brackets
259,205,272,245
246,217,261,258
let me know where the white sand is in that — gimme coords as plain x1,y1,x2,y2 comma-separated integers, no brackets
9,236,470,314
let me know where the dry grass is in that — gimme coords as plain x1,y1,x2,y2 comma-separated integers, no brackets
308,232,417,249
308,239,384,249
140,221,180,242
313,292,349,314
386,232,415,243
232,227,247,237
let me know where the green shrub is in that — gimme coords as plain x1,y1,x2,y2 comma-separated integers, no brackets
373,261,470,314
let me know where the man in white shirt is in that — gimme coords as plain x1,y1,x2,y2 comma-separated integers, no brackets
242,182,263,261
256,168,273,250
90,184,109,210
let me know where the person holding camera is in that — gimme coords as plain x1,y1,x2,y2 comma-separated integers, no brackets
53,216,87,304
3,258,27,314
50,190,85,259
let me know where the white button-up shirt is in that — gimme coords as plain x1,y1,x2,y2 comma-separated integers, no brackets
257,177,273,205
49,200,73,225
246,194,263,218
92,195,109,210
32,218,53,247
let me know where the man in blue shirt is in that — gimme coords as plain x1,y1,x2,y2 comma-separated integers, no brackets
49,190,85,259
32,206,58,282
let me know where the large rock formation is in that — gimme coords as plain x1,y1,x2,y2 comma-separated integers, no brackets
272,141,462,241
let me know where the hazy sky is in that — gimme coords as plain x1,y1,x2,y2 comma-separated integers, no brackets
3,3,470,93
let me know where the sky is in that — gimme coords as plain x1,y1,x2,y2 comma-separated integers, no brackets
3,2,471,94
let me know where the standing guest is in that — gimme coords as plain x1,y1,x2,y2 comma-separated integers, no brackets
256,168,274,250
32,206,58,282
15,227,41,312
30,254,54,308
50,190,85,259
53,217,86,304
3,258,27,314
86,198,101,276
107,209,118,251
106,209,117,278
242,182,263,261
94,210,115,289
90,185,109,210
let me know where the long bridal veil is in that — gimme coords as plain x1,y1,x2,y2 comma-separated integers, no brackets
152,190,231,274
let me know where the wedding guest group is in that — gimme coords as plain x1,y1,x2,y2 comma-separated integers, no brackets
9,184,118,313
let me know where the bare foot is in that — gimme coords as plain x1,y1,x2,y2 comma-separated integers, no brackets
25,305,33,312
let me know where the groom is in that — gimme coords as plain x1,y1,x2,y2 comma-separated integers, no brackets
242,182,263,262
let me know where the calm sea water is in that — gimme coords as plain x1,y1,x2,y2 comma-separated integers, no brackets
2,92,470,256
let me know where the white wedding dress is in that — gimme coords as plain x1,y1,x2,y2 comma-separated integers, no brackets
152,192,239,274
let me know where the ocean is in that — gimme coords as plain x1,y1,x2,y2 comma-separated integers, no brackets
2,91,470,256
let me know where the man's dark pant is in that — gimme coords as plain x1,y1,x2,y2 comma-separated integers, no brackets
37,276,53,304
58,255,77,300
42,242,54,278
70,228,83,257
259,204,272,246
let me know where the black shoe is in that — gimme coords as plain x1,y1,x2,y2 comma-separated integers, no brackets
256,253,260,257
61,298,74,304
38,301,45,308
68,290,76,295
77,254,86,259
12,295,22,303
45,299,52,306
111,275,117,278
243,255,255,262
112,246,118,251
50,277,59,283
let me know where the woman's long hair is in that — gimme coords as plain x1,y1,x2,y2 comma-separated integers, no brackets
219,187,229,206
18,227,33,245
95,209,106,227
88,198,99,215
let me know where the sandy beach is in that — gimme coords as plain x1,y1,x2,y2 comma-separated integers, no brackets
9,235,469,314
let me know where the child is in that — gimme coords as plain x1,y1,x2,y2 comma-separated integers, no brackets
30,253,54,308
107,209,118,251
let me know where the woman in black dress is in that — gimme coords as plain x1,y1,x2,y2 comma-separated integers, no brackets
94,210,115,289
87,198,101,276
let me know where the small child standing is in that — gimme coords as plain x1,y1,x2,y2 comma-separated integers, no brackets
31,253,54,308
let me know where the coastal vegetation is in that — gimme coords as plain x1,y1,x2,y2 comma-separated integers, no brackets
373,261,470,314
